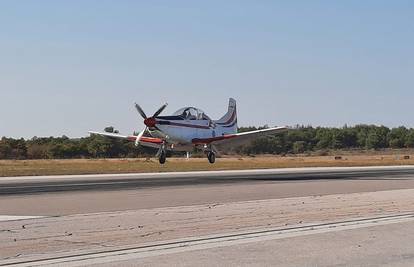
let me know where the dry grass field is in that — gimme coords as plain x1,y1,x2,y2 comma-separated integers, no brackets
1,153,414,177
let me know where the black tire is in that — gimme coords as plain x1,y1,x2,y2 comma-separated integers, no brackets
159,151,166,164
207,152,216,164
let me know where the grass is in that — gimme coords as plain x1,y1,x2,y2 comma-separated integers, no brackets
1,154,414,177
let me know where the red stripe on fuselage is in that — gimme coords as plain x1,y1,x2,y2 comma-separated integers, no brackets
192,135,237,145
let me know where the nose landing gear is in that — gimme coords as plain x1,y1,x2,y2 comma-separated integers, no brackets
157,142,167,164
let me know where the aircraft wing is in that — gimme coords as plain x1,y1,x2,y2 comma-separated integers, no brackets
88,131,163,149
192,126,288,150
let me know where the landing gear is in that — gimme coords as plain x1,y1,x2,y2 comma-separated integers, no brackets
159,150,166,164
158,142,167,164
207,151,216,164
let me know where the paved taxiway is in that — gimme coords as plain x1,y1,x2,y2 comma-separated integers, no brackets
1,166,414,266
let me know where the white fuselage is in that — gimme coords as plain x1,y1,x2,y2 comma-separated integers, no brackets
146,99,238,148
150,119,236,144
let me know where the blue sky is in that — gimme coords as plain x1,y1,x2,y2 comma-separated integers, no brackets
1,1,414,138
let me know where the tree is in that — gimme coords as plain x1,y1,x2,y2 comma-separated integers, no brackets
87,136,112,158
331,129,346,149
5,124,414,159
27,144,48,159
388,127,408,148
0,137,27,159
364,126,388,149
315,128,332,149
292,141,306,154
405,129,414,148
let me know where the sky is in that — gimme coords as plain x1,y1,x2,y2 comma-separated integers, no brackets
1,1,414,138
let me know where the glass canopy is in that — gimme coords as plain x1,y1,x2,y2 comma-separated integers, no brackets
172,107,211,120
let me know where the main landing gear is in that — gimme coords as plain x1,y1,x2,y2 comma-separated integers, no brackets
159,150,166,164
204,144,216,164
207,151,216,164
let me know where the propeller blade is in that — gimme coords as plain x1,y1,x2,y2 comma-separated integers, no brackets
134,103,147,119
135,127,147,147
153,103,168,117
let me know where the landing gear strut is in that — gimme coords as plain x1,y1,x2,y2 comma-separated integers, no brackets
207,151,216,164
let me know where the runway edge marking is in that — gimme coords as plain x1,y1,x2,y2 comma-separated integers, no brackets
0,216,48,222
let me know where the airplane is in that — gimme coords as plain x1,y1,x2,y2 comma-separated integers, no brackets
89,98,288,164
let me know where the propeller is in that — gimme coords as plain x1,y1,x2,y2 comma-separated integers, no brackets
134,103,168,120
135,103,148,119
134,102,168,127
133,103,168,146
153,103,168,117
135,127,147,147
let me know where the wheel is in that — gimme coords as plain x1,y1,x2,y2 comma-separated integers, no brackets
207,152,216,164
159,151,166,164
159,154,166,164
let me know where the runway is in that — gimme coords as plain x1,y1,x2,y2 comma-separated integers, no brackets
2,166,414,215
2,165,414,195
1,166,414,266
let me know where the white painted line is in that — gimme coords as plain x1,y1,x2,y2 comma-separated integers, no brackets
6,213,414,267
0,215,46,222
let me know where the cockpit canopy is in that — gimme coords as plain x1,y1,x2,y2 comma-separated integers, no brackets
172,107,211,120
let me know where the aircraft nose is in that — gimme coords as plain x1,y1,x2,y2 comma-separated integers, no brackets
144,117,157,128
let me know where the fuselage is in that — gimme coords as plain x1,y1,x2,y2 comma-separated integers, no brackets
149,117,236,144
145,103,238,145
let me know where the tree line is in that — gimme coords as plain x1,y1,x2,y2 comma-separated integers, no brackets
2,125,414,160
238,125,414,155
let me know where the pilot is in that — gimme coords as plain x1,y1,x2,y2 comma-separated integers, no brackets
182,109,190,119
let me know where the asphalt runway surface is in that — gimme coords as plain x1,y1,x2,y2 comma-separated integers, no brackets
2,166,414,195
2,166,414,215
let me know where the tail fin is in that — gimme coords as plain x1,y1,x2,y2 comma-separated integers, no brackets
215,98,238,132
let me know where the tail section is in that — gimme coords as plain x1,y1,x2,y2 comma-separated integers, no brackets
215,98,238,133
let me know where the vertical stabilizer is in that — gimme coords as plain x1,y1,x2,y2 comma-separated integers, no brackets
215,98,238,133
